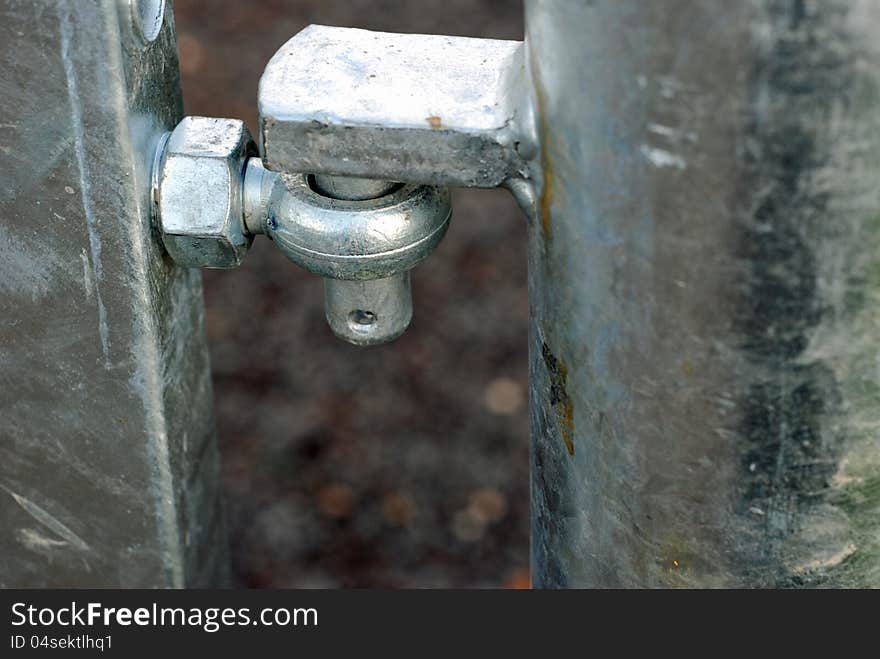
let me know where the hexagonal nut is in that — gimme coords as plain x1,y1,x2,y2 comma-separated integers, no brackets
158,116,256,268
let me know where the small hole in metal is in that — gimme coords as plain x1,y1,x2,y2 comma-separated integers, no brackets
348,310,377,328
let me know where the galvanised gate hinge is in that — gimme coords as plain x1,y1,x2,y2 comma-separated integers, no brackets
152,26,539,346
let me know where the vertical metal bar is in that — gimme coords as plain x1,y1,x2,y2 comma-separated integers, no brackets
0,0,226,586
527,0,880,586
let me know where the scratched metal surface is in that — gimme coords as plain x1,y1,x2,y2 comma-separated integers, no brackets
0,1,225,586
529,0,880,587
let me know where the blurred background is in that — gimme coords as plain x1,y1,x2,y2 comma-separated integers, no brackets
174,0,528,588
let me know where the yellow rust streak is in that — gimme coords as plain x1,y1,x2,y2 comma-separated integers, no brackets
542,342,574,456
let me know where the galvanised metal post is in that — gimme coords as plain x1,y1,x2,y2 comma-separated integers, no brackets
0,1,226,586
527,0,880,587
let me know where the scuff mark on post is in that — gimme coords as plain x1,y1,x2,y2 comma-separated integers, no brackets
80,248,93,300
793,543,857,574
60,6,110,365
639,144,687,170
17,528,69,552
2,485,90,553
647,122,697,143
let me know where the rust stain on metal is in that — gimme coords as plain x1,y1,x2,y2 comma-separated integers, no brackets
426,115,442,129
542,342,574,456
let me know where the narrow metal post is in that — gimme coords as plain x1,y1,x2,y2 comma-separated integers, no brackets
0,1,226,586
527,0,880,587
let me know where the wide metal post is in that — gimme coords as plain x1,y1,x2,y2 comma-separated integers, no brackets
528,0,880,587
0,1,225,586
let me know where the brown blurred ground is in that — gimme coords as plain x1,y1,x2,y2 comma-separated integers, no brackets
174,0,528,588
